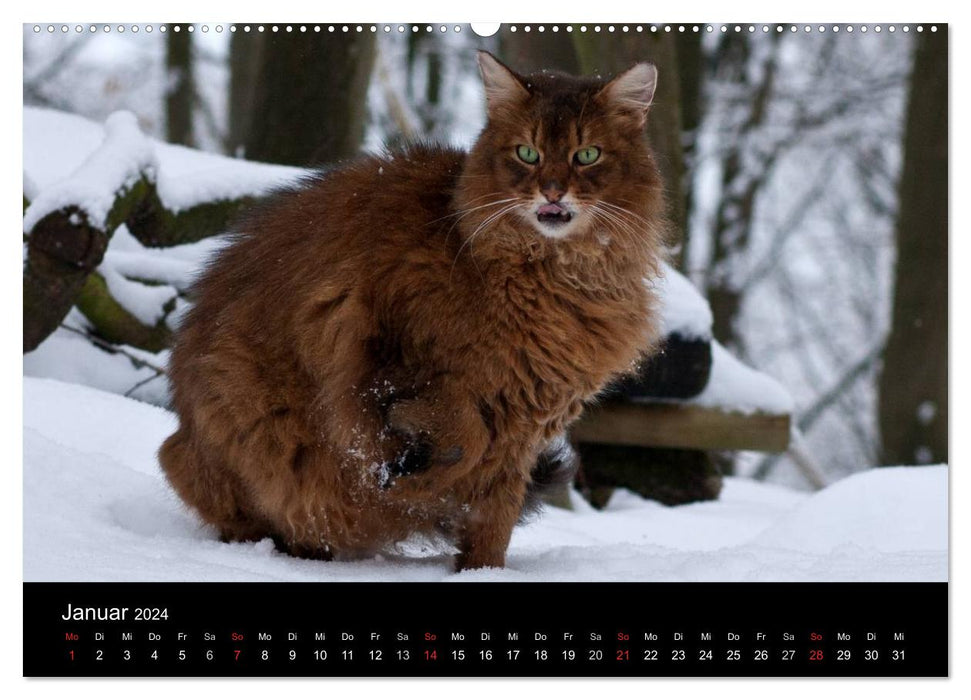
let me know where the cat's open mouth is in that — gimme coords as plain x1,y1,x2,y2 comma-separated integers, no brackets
536,203,573,227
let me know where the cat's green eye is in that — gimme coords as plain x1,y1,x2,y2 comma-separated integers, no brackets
516,145,540,164
575,146,601,166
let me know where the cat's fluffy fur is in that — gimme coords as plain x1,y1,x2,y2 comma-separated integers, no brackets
159,52,666,570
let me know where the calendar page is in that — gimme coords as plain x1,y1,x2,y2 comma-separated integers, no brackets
22,21,948,677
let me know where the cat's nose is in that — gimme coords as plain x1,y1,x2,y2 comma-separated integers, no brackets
541,184,564,203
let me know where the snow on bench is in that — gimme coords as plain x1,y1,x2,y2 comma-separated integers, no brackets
574,264,793,454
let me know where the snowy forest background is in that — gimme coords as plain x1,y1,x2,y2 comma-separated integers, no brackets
22,23,947,491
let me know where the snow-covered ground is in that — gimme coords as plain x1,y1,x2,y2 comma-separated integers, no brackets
24,376,946,583
22,108,944,583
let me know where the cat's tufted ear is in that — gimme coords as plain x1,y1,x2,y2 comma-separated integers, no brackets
477,51,529,114
599,63,657,126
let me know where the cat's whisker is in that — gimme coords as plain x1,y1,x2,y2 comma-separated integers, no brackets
587,208,631,248
591,202,654,247
592,208,652,255
588,204,641,246
450,202,523,284
468,205,520,263
603,201,663,246
457,190,506,204
442,197,522,252
427,196,518,226
599,200,655,229
468,202,523,245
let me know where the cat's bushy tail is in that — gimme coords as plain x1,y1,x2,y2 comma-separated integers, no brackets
520,434,579,521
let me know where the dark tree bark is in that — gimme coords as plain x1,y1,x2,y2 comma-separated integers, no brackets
165,26,195,147
228,30,265,157
24,176,255,352
75,272,173,353
23,171,152,353
405,32,445,136
878,28,948,466
572,31,686,240
704,33,781,349
245,32,375,166
23,208,110,352
499,26,580,75
673,32,704,272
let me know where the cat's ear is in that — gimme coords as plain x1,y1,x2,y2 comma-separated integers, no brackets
599,63,658,126
477,51,529,114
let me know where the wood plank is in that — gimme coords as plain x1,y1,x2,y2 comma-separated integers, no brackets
570,402,791,453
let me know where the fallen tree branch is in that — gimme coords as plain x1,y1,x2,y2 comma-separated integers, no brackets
24,111,260,352
59,322,167,376
75,272,174,353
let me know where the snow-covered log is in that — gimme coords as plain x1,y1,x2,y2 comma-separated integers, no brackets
75,272,173,353
123,187,259,248
23,108,303,352
23,112,156,351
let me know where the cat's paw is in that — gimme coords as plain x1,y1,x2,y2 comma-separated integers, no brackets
384,437,464,485
388,439,434,478
384,399,464,472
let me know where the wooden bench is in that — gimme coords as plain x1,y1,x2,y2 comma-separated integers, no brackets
562,331,798,507
572,401,790,453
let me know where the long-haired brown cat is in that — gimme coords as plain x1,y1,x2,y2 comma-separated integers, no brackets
160,52,666,570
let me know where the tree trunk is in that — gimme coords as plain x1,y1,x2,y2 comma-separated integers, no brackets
704,33,780,350
573,31,686,238
500,27,579,75
24,172,255,352
878,28,948,466
23,208,110,352
245,32,375,166
228,31,265,157
165,27,195,147
673,32,704,272
405,32,445,136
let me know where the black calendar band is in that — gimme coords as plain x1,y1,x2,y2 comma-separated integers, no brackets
24,581,948,677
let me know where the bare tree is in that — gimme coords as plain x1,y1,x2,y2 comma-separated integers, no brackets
165,26,195,147
227,30,265,157
673,32,704,272
878,28,948,466
243,32,376,166
500,26,579,75
703,32,782,349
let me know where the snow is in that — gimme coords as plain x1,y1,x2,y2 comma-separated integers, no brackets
154,142,305,214
23,111,156,233
24,377,946,582
686,340,795,415
754,467,948,554
23,311,170,406
653,262,713,341
104,248,202,294
100,264,179,327
23,107,305,218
